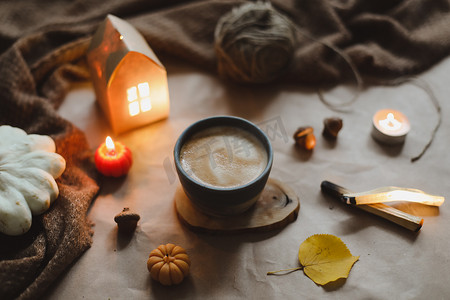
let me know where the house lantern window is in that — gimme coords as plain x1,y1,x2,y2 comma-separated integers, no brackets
127,82,152,116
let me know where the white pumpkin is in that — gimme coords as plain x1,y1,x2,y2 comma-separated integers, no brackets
0,125,66,236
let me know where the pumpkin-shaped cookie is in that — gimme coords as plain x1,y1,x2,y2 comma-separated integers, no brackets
0,125,66,236
147,243,190,286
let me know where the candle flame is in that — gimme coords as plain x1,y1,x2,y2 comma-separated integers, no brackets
379,112,402,131
105,136,115,152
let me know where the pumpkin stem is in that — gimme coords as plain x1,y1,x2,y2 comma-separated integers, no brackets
267,266,303,275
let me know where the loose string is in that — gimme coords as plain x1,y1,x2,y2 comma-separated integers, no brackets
296,28,363,113
295,29,441,162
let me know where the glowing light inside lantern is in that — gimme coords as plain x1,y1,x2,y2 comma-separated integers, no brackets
140,98,152,112
138,83,150,97
379,113,402,131
127,82,152,116
129,101,140,116
105,136,116,155
119,35,124,40
127,86,137,101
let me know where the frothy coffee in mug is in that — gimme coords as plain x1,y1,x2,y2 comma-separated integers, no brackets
180,126,268,188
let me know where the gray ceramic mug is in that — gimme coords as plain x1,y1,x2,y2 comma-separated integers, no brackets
174,116,273,216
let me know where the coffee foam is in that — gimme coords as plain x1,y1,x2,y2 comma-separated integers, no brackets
180,126,268,188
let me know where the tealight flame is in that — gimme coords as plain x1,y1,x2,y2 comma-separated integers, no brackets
379,113,402,131
105,136,115,154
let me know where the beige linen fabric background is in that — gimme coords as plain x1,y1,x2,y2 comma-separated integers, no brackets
0,0,449,299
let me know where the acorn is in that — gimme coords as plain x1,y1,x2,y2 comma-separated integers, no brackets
322,117,343,139
114,207,140,234
293,126,316,150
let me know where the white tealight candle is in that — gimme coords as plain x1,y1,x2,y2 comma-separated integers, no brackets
372,109,410,145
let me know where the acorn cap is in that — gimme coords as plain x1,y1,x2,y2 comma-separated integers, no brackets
114,208,140,233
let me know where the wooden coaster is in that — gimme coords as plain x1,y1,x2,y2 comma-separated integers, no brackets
175,178,300,234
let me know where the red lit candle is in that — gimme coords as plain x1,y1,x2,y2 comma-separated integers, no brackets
95,136,132,177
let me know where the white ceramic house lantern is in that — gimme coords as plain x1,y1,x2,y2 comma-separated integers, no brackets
87,15,170,134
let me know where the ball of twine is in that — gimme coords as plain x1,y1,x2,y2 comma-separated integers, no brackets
214,1,297,84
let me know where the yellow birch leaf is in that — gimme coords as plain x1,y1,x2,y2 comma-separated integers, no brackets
298,234,359,285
